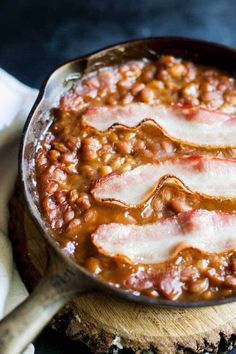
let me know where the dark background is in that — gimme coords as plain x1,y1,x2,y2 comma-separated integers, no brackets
1,0,236,353
0,0,236,88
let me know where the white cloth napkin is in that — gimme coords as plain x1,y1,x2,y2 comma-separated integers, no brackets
0,69,38,354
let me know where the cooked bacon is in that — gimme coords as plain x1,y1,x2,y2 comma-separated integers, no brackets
82,103,236,147
92,209,236,264
91,156,236,206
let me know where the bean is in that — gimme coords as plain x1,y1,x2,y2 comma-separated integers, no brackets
52,168,67,182
115,141,132,154
53,142,68,153
100,165,112,176
64,209,75,224
180,266,199,282
106,95,118,106
66,136,81,150
165,79,179,91
45,182,59,195
42,197,55,211
133,139,146,151
168,64,186,78
188,278,209,294
118,64,130,74
125,156,136,166
141,65,156,82
158,69,169,81
54,190,67,204
108,132,119,143
67,218,81,231
117,79,132,94
77,193,91,210
201,82,215,93
48,208,57,221
139,87,155,103
182,82,199,99
100,149,113,163
37,152,48,167
129,62,142,76
148,142,161,154
64,164,78,174
159,55,178,66
131,82,145,96
158,272,182,300
148,80,165,90
205,268,224,285
81,137,101,161
120,162,132,171
140,148,154,161
196,259,209,272
44,165,56,177
185,63,197,82
110,156,123,170
83,209,97,223
48,149,60,161
202,91,223,108
68,189,79,204
60,152,75,164
121,93,134,105
54,218,63,229
211,255,227,268
202,290,215,300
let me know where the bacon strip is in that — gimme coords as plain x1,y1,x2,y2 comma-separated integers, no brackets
82,103,236,147
91,156,236,206
92,209,236,264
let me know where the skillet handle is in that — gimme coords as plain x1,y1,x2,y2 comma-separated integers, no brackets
0,247,90,354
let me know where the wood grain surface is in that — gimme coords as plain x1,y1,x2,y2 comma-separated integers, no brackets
8,182,236,354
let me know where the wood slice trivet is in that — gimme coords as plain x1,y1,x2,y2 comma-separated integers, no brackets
8,181,236,354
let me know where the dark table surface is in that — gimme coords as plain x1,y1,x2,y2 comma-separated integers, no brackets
1,0,236,352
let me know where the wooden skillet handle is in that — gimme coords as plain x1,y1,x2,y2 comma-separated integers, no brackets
0,247,90,354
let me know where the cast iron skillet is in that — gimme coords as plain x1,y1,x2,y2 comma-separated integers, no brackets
0,37,236,354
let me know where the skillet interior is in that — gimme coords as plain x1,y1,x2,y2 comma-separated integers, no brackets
21,37,236,308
